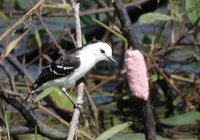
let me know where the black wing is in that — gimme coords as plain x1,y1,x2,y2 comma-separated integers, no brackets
32,53,81,90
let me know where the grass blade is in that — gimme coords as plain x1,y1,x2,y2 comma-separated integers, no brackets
0,29,30,64
34,125,38,140
3,103,11,140
96,122,132,140
92,18,128,49
35,87,60,102
34,28,42,48
0,11,9,24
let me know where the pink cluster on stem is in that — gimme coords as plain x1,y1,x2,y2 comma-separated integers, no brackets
124,49,149,101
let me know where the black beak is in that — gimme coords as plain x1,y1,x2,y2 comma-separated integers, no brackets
107,56,117,64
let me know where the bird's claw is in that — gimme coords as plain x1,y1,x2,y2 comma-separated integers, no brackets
74,103,82,112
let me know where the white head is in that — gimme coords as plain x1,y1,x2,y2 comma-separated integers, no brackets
86,41,117,64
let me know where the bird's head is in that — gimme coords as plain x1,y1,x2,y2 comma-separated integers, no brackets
89,41,117,64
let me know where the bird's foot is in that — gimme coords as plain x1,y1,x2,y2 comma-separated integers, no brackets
22,90,36,103
61,87,82,113
74,103,82,112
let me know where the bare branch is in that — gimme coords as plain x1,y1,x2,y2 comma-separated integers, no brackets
67,83,85,140
67,1,84,139
0,62,17,92
0,90,67,139
70,0,82,48
112,0,156,140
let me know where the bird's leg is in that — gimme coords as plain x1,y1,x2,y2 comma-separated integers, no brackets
24,92,32,101
61,87,81,112
23,89,38,103
76,77,85,86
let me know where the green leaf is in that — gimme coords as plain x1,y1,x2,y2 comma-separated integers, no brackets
173,96,183,106
34,126,38,140
150,74,163,82
34,29,42,48
150,74,159,82
96,122,132,140
122,95,130,100
80,6,94,26
35,87,60,102
160,111,200,126
111,133,170,140
14,1,23,10
0,11,9,24
17,134,49,140
138,12,174,24
50,90,75,110
4,110,11,140
184,0,200,24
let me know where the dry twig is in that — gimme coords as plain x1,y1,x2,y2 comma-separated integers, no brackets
36,13,64,54
3,0,148,17
84,88,99,134
67,1,85,140
0,62,17,92
0,90,67,139
0,0,46,41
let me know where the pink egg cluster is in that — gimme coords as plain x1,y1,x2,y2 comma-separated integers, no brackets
124,49,149,101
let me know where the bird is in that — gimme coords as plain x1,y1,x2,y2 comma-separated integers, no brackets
32,41,116,99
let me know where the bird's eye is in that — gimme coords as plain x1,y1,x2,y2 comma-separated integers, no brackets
100,49,105,54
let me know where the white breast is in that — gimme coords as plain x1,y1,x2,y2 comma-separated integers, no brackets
49,50,97,89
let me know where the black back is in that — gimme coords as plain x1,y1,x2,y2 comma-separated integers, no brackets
32,48,81,90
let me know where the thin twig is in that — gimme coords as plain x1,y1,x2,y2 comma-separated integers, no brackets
72,2,82,48
2,49,34,84
0,90,66,139
94,0,113,20
154,62,184,97
38,103,94,140
36,12,64,54
171,74,195,84
3,0,148,17
84,87,99,134
0,87,93,140
0,0,46,41
0,62,17,92
67,83,84,140
67,1,84,140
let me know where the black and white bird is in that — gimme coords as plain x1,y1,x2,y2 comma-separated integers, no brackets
32,41,116,92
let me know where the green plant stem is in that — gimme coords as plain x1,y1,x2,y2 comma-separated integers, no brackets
92,18,128,49
3,104,11,140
